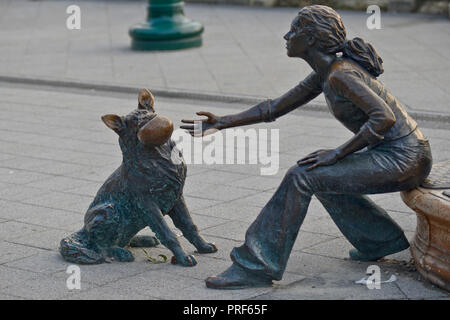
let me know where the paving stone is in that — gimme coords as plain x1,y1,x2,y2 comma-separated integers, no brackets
394,274,450,300
272,272,307,288
14,208,83,231
11,228,74,251
388,211,417,233
300,215,346,237
302,238,353,260
256,276,406,300
0,241,44,264
63,167,120,184
377,195,417,214
184,183,260,202
1,158,88,177
222,175,281,191
0,265,40,290
209,163,279,177
106,271,198,300
0,184,51,202
21,192,92,213
183,196,222,211
108,270,273,300
292,231,339,252
1,273,97,300
183,181,217,196
285,251,372,280
187,213,230,232
225,191,278,208
194,202,262,223
62,182,103,197
186,170,250,186
4,251,71,274
52,260,164,287
65,285,155,300
202,220,253,242
0,293,23,300
0,221,48,241
25,176,97,193
0,200,77,220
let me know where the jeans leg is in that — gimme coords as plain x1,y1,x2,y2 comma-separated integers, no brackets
315,193,408,253
230,146,422,280
231,166,313,280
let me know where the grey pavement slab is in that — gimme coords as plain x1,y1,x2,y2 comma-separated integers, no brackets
0,240,45,265
1,272,98,300
0,84,448,300
0,0,449,116
66,285,155,300
0,221,49,241
107,270,274,300
4,251,71,275
10,228,78,251
184,181,261,202
194,201,266,222
255,276,407,300
21,191,93,213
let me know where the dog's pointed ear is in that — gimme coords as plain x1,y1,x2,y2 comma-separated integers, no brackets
138,88,155,111
101,114,124,134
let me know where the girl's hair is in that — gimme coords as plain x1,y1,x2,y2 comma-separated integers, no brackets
297,5,384,77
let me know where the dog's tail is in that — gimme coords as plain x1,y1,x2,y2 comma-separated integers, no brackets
59,230,105,264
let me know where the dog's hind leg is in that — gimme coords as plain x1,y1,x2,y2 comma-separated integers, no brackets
129,235,160,247
59,230,105,264
168,196,217,254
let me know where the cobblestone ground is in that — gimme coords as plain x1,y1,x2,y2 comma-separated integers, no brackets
0,84,448,299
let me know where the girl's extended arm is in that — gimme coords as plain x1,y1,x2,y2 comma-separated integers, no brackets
181,72,323,136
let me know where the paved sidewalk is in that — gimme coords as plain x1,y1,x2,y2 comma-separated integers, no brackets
0,83,448,300
0,0,449,115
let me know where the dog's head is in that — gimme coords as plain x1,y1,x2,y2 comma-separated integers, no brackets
101,89,173,153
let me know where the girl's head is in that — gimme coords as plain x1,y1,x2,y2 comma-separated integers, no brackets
284,5,384,77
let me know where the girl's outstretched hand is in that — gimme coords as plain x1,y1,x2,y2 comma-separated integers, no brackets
297,149,341,171
181,111,224,137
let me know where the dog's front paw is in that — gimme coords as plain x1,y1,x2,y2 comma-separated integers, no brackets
171,254,197,267
196,242,218,254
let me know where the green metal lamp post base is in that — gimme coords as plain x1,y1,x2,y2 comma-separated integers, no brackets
129,0,204,51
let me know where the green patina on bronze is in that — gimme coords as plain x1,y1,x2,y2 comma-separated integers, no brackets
59,89,217,265
129,0,203,51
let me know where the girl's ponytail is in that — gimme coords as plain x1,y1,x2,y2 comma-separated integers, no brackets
341,37,384,77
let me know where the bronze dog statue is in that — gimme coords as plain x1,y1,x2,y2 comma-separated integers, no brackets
60,89,217,266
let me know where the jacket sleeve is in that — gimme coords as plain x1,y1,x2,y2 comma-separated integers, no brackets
259,71,323,122
329,70,396,144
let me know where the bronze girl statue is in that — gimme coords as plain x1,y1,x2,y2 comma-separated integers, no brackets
181,5,432,289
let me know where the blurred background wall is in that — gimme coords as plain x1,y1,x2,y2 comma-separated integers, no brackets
183,0,450,16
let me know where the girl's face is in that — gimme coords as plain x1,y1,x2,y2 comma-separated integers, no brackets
283,16,310,58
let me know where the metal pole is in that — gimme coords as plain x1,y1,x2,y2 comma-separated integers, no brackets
129,0,203,50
